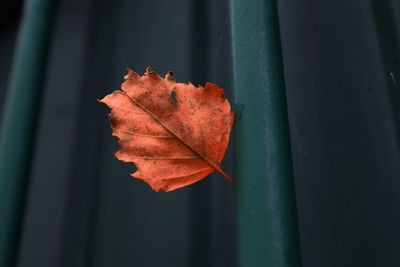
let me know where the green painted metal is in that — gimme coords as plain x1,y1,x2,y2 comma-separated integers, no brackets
0,0,54,266
230,0,302,266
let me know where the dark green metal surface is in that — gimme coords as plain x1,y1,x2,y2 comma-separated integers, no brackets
0,0,54,266
230,0,302,266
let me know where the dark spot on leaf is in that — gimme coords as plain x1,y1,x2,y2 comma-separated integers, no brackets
171,90,177,104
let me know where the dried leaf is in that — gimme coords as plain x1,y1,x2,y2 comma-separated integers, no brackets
99,67,234,192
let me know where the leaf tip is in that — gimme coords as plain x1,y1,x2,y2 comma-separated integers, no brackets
145,66,162,80
97,96,108,106
124,68,139,80
165,71,175,82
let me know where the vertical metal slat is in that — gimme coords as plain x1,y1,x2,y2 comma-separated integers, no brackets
0,0,54,266
230,0,302,266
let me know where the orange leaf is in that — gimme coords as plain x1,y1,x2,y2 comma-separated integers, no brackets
99,67,234,192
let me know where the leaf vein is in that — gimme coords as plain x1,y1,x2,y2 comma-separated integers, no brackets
114,130,173,138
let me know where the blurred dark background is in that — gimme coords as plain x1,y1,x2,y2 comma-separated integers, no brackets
0,0,400,267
